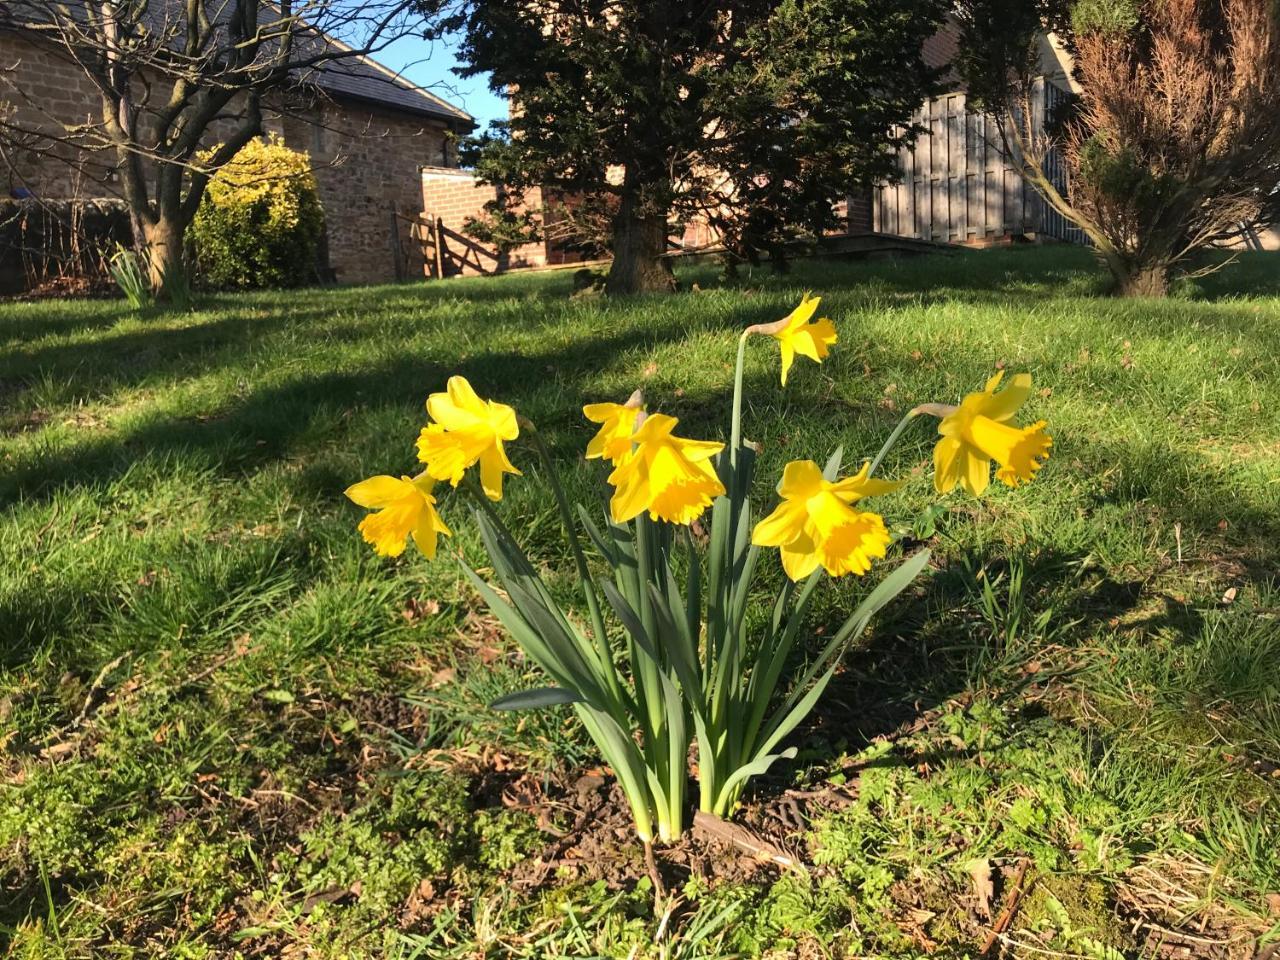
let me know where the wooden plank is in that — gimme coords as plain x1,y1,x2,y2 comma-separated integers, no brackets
433,216,445,279
904,140,916,238
953,95,967,239
1004,168,1024,233
986,169,1001,234
916,175,930,240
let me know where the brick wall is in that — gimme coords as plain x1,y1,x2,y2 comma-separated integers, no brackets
1,29,458,285
282,105,451,284
846,190,873,233
420,169,549,275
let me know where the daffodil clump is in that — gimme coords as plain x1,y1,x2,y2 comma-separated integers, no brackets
348,293,1050,844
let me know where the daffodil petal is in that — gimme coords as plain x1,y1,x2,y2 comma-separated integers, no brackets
981,372,1033,422
830,461,904,501
584,402,622,423
412,505,448,559
673,438,724,463
752,499,809,547
776,459,826,499
345,475,411,508
780,532,822,581
933,436,964,494
610,473,649,524
962,447,991,496
782,294,821,331
779,341,795,386
478,443,520,501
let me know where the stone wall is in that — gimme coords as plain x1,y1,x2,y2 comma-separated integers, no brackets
0,31,117,198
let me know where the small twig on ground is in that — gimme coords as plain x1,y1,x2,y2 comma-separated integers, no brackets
643,839,666,902
39,651,132,749
692,810,809,874
1137,920,1236,949
980,858,1032,956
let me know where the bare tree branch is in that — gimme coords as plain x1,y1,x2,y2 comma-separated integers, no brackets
0,0,448,294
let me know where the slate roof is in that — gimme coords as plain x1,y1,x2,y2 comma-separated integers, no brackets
0,0,474,129
922,19,960,73
303,44,474,128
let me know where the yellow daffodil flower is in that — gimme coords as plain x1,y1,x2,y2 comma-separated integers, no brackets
770,293,838,386
934,371,1052,496
345,473,451,559
607,413,725,524
752,460,901,581
416,375,521,501
584,390,644,466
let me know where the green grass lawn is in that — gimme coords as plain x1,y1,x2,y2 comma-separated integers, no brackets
1,247,1278,959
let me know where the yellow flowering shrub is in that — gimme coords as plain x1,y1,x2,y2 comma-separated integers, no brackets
347,293,1052,844
192,135,325,289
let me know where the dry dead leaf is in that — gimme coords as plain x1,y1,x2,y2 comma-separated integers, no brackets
402,598,441,622
966,858,995,920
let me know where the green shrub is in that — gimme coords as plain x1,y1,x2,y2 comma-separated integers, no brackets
192,135,325,289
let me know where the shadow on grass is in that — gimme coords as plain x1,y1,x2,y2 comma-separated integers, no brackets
0,322,735,507
750,506,1280,805
0,280,768,416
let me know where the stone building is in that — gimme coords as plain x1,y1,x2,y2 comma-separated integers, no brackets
0,22,475,286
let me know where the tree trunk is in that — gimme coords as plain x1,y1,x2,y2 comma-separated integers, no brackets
143,216,187,299
1112,260,1170,298
605,191,675,296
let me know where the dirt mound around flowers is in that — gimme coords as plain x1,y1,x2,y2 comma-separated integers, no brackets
494,766,851,893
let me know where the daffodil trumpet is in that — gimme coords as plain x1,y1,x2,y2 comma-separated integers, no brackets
347,302,1049,843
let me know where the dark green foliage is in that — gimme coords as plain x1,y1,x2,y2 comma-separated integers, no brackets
295,772,472,915
462,197,541,257
951,0,1072,115
1071,0,1140,37
1076,136,1170,209
440,0,946,290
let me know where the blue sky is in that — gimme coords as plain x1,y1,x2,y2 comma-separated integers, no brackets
377,31,508,131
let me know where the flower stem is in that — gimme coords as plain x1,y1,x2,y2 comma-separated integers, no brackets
866,409,921,479
866,402,955,479
729,329,751,469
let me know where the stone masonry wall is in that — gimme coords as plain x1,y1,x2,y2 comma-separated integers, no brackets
0,31,116,198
